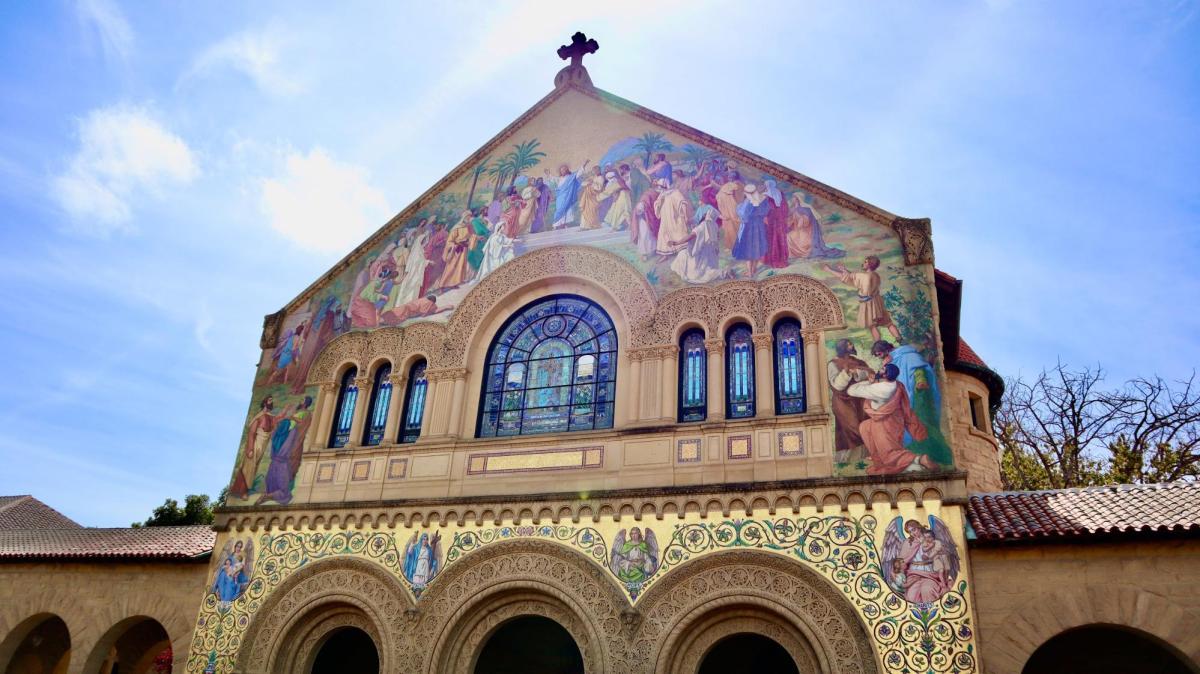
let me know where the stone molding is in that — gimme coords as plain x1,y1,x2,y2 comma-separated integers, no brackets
216,473,967,532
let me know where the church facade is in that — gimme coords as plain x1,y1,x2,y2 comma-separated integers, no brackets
4,35,1198,674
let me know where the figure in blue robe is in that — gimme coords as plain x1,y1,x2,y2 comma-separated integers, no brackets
549,165,585,227
872,341,953,465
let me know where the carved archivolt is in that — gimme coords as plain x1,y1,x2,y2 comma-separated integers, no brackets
235,557,414,674
418,539,629,673
634,550,879,674
305,247,844,388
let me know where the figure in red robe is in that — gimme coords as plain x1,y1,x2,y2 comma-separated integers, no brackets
762,179,790,268
848,365,936,475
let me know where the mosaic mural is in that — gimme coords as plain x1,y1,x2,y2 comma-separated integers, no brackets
187,509,977,673
227,89,951,505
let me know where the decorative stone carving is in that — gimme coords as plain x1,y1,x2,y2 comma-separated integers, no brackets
890,217,934,266
751,333,774,349
634,550,879,674
670,612,820,674
307,331,368,385
260,310,286,350
235,557,413,674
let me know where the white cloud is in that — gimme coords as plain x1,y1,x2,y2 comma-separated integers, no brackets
186,28,303,96
259,148,392,253
51,106,198,233
75,0,134,63
51,105,198,234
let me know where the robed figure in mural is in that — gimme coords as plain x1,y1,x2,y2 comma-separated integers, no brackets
230,396,278,499
733,183,770,277
654,179,693,257
788,194,845,260
609,527,659,585
762,179,790,268
403,531,443,592
669,204,724,284
827,340,872,465
847,365,935,474
267,323,305,387
256,397,313,505
882,516,960,605
210,538,254,607
826,256,902,342
545,160,589,229
871,340,952,467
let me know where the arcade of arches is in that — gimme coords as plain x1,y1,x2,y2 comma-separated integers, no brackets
5,33,1200,674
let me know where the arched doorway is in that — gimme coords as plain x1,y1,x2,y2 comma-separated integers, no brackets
310,627,378,674
86,617,172,674
697,633,799,674
3,615,70,674
474,615,584,674
1024,624,1199,674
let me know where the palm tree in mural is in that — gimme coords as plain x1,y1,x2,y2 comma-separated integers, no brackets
680,143,716,175
632,131,674,168
505,139,547,190
466,157,490,210
488,154,515,201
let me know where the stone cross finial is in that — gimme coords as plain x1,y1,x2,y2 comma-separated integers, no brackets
557,31,599,68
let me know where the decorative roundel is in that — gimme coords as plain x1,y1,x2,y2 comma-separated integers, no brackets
544,315,566,336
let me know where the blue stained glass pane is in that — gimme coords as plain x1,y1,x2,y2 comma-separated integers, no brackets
400,361,428,444
773,319,806,415
478,295,616,437
726,325,755,419
679,329,707,422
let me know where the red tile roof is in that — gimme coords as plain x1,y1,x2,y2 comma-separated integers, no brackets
0,525,215,560
956,338,988,369
0,495,82,530
968,482,1200,543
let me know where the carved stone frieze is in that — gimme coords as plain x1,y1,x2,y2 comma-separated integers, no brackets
260,310,286,350
890,217,934,266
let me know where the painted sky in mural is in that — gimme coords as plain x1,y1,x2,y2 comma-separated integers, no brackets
227,95,951,503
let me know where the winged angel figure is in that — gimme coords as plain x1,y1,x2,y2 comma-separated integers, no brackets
609,527,659,585
881,515,960,605
210,537,255,607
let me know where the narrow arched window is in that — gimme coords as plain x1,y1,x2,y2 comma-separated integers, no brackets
362,363,392,446
399,359,428,444
478,295,617,437
773,318,806,415
329,366,358,448
678,328,707,422
725,324,755,419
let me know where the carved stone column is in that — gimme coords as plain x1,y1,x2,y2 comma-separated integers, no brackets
422,367,467,439
705,338,725,421
802,330,825,413
752,333,775,417
345,375,373,448
658,344,679,423
308,382,337,451
445,368,469,439
382,372,407,444
627,350,644,425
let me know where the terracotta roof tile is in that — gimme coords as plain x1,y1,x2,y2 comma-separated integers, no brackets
968,482,1200,543
0,495,82,530
0,525,215,560
956,339,988,369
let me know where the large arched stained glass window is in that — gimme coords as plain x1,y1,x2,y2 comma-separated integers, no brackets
399,359,428,444
678,328,707,422
477,295,617,437
329,366,358,448
773,318,806,415
725,324,755,419
362,363,392,446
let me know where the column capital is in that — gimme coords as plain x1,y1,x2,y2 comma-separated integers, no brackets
751,333,774,349
704,338,725,354
424,367,468,382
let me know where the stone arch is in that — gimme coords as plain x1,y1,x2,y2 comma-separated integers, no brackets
234,556,413,674
416,538,631,674
307,330,368,385
0,613,70,674
634,550,879,674
758,275,844,331
80,615,170,674
442,245,659,364
983,588,1200,673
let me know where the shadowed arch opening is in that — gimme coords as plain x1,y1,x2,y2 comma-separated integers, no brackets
310,627,378,674
698,633,798,674
473,615,583,674
3,614,70,674
84,616,171,674
1023,624,1199,674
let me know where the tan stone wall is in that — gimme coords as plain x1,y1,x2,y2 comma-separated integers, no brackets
970,540,1200,673
945,371,1002,492
0,560,209,674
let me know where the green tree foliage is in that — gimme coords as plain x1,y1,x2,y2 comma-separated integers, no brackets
132,493,217,527
632,132,673,168
505,139,546,189
995,364,1199,490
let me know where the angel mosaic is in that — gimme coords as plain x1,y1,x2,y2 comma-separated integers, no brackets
609,527,659,586
881,515,960,606
210,537,254,608
403,531,443,593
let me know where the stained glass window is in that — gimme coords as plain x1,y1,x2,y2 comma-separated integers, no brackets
678,328,707,422
773,319,806,415
329,366,358,448
399,360,428,444
726,324,756,419
362,363,393,446
477,295,617,437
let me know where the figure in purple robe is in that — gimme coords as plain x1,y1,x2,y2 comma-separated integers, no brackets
256,397,313,506
531,178,551,233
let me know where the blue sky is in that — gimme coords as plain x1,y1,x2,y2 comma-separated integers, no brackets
0,2,1196,526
